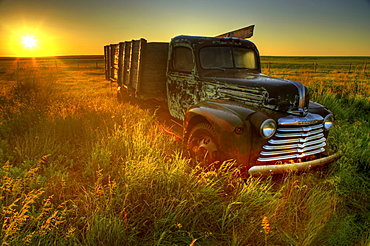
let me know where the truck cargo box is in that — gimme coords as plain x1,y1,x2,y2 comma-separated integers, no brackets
106,39,169,100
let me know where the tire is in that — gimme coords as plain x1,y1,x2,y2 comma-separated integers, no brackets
186,123,223,166
117,88,129,103
117,89,124,103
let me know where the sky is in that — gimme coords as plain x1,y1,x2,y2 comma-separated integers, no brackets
0,0,369,57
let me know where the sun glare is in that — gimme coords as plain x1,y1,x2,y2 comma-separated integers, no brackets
22,35,37,49
6,26,60,56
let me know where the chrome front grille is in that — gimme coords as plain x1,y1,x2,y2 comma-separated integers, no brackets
258,114,326,162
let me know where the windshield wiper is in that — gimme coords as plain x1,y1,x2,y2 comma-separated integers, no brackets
241,68,257,73
208,67,226,71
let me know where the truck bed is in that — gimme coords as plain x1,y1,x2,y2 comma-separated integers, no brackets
105,39,169,101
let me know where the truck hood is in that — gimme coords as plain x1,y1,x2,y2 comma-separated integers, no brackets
202,71,309,115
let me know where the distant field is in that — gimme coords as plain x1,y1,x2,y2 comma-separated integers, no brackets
261,56,369,72
1,55,368,74
0,56,369,245
261,56,370,109
0,56,104,71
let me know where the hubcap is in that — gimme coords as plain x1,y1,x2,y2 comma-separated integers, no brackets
192,135,219,164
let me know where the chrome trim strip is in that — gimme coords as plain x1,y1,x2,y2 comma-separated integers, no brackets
268,133,324,144
278,113,324,126
263,137,326,150
260,142,326,156
275,128,323,138
277,123,323,132
257,148,326,162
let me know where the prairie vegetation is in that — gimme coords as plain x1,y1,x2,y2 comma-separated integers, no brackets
0,56,369,245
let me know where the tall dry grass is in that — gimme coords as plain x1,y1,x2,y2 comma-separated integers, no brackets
0,57,369,245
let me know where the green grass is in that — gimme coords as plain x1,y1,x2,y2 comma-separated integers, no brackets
0,56,369,245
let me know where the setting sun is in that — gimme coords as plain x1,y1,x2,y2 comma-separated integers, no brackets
22,36,37,49
6,30,59,57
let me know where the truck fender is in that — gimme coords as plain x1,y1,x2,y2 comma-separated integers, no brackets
184,100,258,163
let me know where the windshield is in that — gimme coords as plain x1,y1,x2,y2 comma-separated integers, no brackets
200,46,257,70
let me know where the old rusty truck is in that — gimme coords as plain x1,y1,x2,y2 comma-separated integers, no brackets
104,25,339,176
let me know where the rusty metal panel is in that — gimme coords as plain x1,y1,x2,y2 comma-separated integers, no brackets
106,45,112,80
123,41,132,87
136,38,147,95
117,42,125,86
137,42,169,100
129,40,140,90
113,44,119,81
134,39,146,94
109,44,119,81
104,45,109,80
109,44,114,81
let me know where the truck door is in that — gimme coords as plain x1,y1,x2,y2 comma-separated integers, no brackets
167,45,199,120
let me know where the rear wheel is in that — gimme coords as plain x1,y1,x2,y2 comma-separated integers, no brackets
186,123,222,166
117,89,125,103
117,87,130,103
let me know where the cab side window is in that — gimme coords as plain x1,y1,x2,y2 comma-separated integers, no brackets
171,46,193,73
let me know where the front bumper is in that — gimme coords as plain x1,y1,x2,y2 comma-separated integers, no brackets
248,152,340,176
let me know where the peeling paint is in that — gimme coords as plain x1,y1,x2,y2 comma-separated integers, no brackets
167,35,311,119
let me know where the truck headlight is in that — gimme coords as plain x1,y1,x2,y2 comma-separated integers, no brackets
260,119,276,139
323,114,334,131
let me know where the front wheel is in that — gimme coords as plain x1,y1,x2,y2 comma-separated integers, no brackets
186,123,223,166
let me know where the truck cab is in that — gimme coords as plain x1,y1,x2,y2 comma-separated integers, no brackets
167,36,261,120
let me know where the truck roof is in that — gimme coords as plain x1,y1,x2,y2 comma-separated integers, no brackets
170,35,258,50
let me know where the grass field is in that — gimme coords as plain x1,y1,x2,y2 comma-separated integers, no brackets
0,56,369,245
